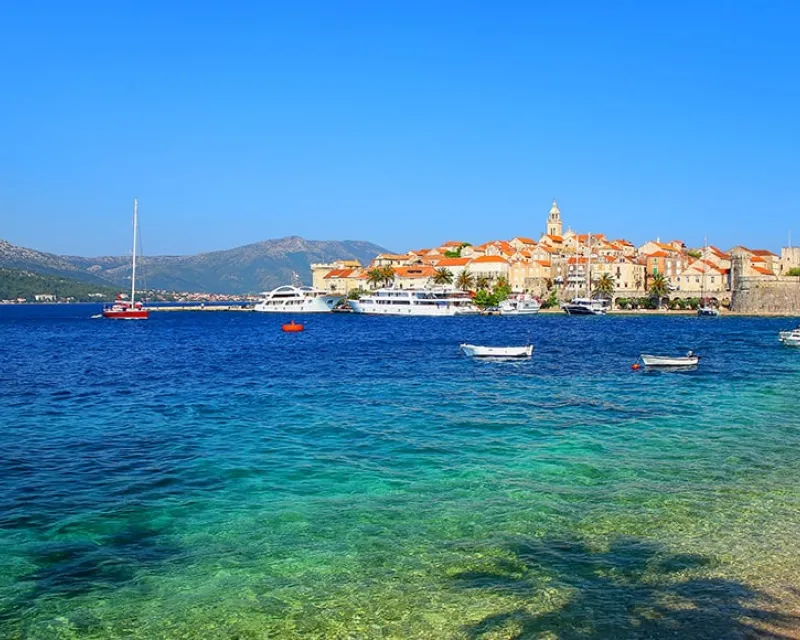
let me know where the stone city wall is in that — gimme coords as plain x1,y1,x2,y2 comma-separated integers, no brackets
731,276,800,313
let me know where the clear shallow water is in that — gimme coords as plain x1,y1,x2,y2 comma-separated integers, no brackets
2,306,800,639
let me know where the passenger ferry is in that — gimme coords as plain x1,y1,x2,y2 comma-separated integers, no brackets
254,285,342,313
348,288,479,316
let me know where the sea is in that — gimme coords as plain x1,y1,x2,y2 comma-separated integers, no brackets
2,305,800,639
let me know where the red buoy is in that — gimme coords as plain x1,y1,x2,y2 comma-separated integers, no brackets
282,321,304,333
631,363,641,370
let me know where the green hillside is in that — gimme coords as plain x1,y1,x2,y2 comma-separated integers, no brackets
0,268,119,302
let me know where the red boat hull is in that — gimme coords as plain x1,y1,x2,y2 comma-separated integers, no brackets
102,309,149,319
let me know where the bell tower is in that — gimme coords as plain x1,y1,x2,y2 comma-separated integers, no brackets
547,199,563,237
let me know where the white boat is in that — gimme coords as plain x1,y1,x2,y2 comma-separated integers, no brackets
697,238,720,317
254,285,342,313
561,233,609,316
697,305,720,317
499,296,541,315
460,344,533,358
561,297,610,315
640,351,700,367
779,328,800,347
348,288,479,316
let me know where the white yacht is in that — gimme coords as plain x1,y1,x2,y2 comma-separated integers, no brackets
254,285,342,313
561,297,610,315
499,296,541,315
348,288,479,316
779,327,800,347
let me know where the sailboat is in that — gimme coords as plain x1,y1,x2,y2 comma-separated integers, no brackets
697,238,720,317
561,233,610,315
102,199,149,320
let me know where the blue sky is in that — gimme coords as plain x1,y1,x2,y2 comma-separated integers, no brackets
1,1,798,256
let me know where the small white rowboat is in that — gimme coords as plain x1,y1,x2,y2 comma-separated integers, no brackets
640,352,700,367
460,344,534,358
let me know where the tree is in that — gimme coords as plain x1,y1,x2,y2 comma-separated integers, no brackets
648,272,669,308
366,268,384,290
456,269,475,292
378,266,396,287
347,288,364,300
432,267,454,286
473,289,497,309
475,275,490,290
788,267,800,276
493,279,510,302
541,289,559,309
593,273,615,300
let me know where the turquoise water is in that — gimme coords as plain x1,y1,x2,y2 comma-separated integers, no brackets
2,306,800,638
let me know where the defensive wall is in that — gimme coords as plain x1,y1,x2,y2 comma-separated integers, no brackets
730,276,800,313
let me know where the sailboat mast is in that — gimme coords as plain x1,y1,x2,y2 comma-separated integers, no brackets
587,233,592,298
131,198,138,305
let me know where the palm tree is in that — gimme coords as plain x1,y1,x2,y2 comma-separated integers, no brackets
594,273,615,300
495,276,509,290
475,275,490,290
456,269,475,292
648,272,669,308
366,268,384,290
380,266,396,287
432,267,454,286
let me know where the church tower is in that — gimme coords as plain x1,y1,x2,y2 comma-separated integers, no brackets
547,199,563,237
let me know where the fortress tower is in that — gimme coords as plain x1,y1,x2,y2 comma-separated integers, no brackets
547,199,563,237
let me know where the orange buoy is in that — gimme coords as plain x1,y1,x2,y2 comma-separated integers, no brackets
631,363,641,370
282,321,304,333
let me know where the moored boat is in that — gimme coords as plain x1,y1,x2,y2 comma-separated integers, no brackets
561,297,610,315
640,351,700,367
103,199,149,320
349,288,479,316
499,296,541,315
697,305,720,317
460,344,533,358
254,285,342,313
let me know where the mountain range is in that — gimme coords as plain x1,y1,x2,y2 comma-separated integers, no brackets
0,237,389,294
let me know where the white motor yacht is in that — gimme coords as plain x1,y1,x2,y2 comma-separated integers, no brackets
561,298,610,315
348,288,479,316
499,296,541,315
254,285,342,313
779,327,800,347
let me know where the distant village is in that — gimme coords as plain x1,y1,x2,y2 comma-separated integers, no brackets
312,200,800,309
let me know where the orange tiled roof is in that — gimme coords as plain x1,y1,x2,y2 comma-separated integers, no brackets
393,266,436,278
512,237,536,245
435,257,470,267
324,268,355,279
752,266,774,275
543,234,564,242
470,255,510,264
751,249,777,257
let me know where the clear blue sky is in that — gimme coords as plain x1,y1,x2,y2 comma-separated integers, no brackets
2,0,798,256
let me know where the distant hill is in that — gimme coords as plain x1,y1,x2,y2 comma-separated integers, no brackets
0,236,389,294
0,268,118,301
0,239,113,286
